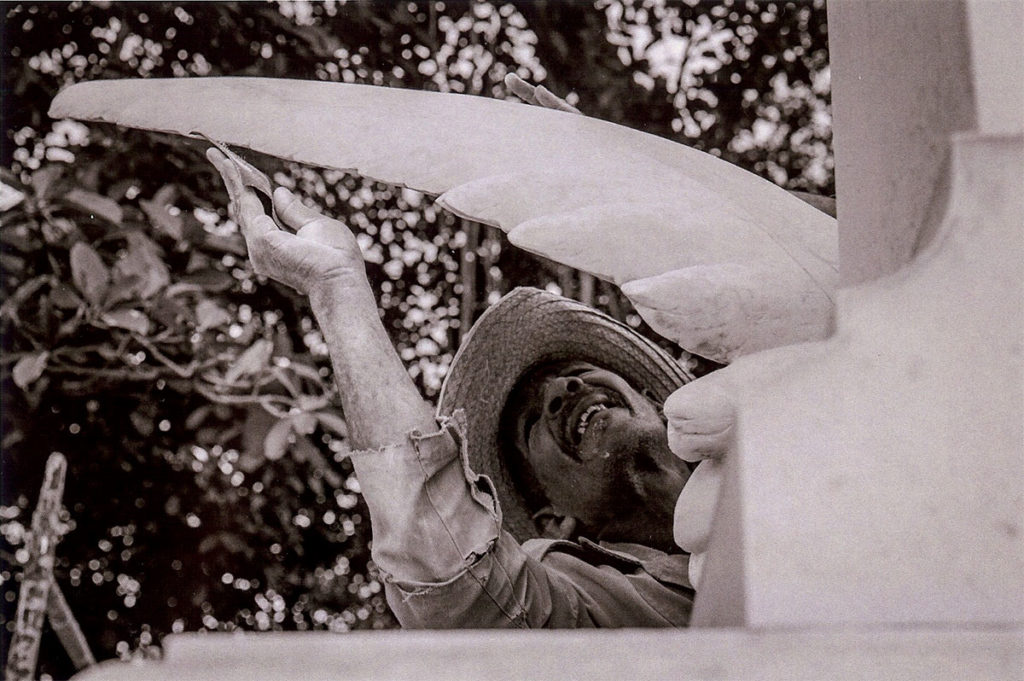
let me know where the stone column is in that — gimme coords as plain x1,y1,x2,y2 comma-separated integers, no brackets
693,0,1023,627
828,0,977,287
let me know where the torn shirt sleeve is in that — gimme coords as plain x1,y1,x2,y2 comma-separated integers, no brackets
348,410,694,629
348,410,500,585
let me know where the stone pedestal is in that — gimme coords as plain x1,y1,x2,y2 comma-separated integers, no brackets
72,629,1023,681
691,0,1023,628
695,134,1023,626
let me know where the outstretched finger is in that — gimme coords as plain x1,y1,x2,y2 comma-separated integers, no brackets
206,147,245,207
273,186,337,233
534,85,581,114
239,211,279,249
504,73,539,105
235,190,277,237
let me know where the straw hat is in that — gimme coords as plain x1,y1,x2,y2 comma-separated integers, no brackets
437,287,694,542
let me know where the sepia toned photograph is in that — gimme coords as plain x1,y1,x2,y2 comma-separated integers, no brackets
1,1,1020,679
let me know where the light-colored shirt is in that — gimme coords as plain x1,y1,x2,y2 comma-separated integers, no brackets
349,412,695,628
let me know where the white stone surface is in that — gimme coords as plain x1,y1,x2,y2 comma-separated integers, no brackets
967,0,1024,135
621,261,834,363
690,135,1023,627
50,76,837,364
71,629,1024,681
828,0,977,287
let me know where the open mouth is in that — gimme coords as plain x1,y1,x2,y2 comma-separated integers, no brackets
560,389,628,456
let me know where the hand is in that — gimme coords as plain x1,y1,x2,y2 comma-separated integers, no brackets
504,73,581,114
663,371,738,588
207,147,368,300
663,352,788,587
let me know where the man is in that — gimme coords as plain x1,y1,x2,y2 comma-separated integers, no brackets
441,289,693,553
208,148,698,628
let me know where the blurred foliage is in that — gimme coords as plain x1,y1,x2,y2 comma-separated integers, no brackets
1,1,830,677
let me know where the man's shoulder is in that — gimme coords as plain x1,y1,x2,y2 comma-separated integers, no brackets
522,536,693,591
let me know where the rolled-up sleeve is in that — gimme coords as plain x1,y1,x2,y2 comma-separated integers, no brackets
348,411,694,629
348,411,499,585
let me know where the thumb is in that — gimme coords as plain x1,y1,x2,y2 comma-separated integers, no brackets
273,187,331,231
664,376,737,463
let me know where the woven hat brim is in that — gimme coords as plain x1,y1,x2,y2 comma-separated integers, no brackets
437,287,693,542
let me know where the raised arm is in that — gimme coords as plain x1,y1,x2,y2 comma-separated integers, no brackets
207,148,695,629
206,148,435,450
209,147,501,590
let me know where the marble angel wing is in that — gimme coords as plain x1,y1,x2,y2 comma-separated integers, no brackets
49,77,837,363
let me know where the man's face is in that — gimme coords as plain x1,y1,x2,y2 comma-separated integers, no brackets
509,361,691,541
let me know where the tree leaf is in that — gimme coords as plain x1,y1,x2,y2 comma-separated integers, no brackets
263,417,293,461
182,269,236,292
285,361,325,384
0,181,26,212
0,222,40,253
111,232,171,300
224,338,273,383
239,406,275,472
57,309,85,339
195,300,232,331
200,233,247,257
49,284,83,310
0,253,25,279
184,406,212,431
140,190,185,240
129,409,154,436
314,411,348,438
147,294,186,330
41,217,78,246
0,275,48,324
101,308,151,335
165,269,237,298
69,241,110,307
30,165,63,199
64,187,124,223
12,351,49,389
290,412,318,435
